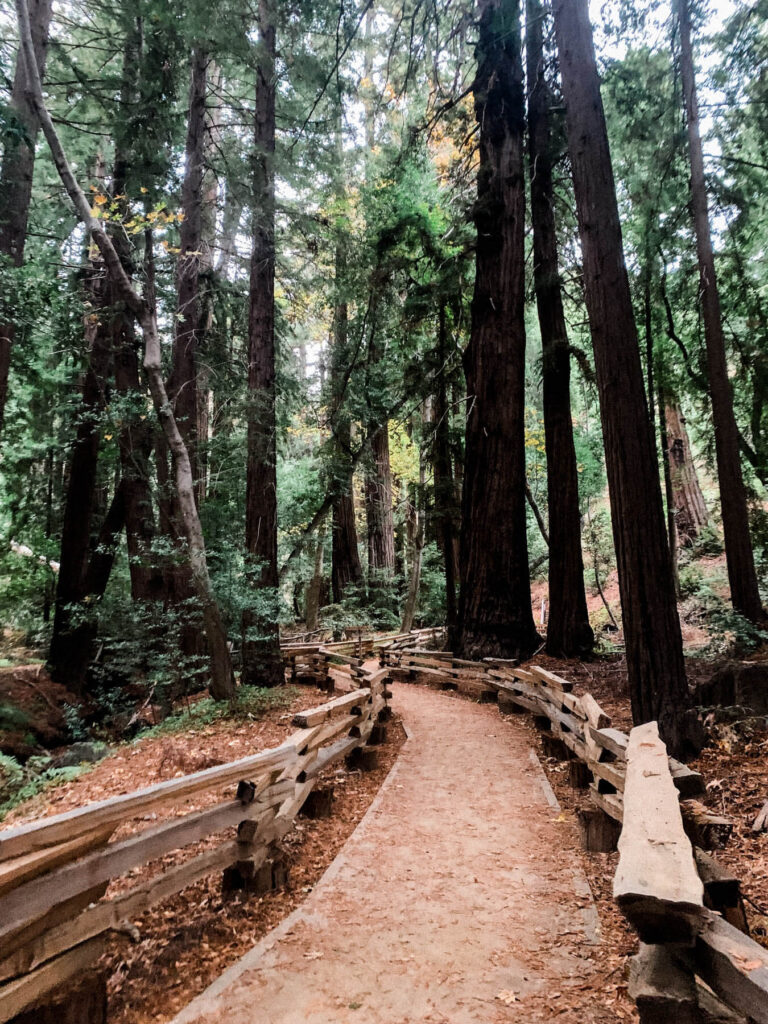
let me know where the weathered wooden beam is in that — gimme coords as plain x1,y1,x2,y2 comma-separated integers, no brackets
681,800,733,851
614,722,704,944
0,742,296,863
291,688,369,728
694,849,749,934
628,943,700,1024
694,915,768,1024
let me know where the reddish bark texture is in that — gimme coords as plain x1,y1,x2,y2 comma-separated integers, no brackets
554,0,692,756
526,0,593,658
242,0,282,688
665,401,709,547
0,0,53,435
457,0,540,660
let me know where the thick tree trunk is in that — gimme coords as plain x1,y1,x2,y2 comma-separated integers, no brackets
241,0,283,688
457,0,540,660
526,0,592,658
48,250,113,692
331,419,363,604
15,0,235,699
553,0,691,756
665,401,709,547
677,0,763,622
365,425,395,576
433,306,458,634
0,0,53,437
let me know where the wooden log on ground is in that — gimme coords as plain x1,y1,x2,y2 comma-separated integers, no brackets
628,943,700,1024
577,807,621,852
681,800,734,851
614,722,704,944
694,848,749,934
694,915,768,1024
6,969,107,1024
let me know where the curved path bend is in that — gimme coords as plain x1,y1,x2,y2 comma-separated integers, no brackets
172,683,608,1024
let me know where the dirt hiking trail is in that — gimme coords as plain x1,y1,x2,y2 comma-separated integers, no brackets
172,683,612,1024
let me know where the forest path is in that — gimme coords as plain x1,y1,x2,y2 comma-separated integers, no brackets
172,683,609,1024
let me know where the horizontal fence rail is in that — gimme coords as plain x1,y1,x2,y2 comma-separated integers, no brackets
382,644,766,1024
0,648,396,1023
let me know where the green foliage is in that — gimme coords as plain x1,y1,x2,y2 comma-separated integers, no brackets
143,685,299,738
0,752,90,822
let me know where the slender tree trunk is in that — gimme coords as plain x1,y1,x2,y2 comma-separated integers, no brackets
15,0,235,699
659,385,681,597
329,107,363,603
0,0,53,437
553,0,691,756
665,401,709,546
169,47,207,489
526,0,593,657
401,473,426,633
677,0,763,622
457,0,540,660
434,306,458,634
305,522,326,632
242,0,282,688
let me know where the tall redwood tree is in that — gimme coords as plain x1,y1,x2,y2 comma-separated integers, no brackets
553,0,692,755
242,0,283,687
677,0,763,623
526,0,593,658
457,0,540,660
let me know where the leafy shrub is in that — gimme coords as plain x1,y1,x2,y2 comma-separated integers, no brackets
143,684,299,737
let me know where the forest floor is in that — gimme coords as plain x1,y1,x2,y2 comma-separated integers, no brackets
171,681,635,1024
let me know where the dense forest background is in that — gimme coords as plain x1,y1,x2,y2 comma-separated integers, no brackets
1,0,768,754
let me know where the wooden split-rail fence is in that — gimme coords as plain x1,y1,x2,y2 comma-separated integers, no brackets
383,645,768,1023
0,657,394,1023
